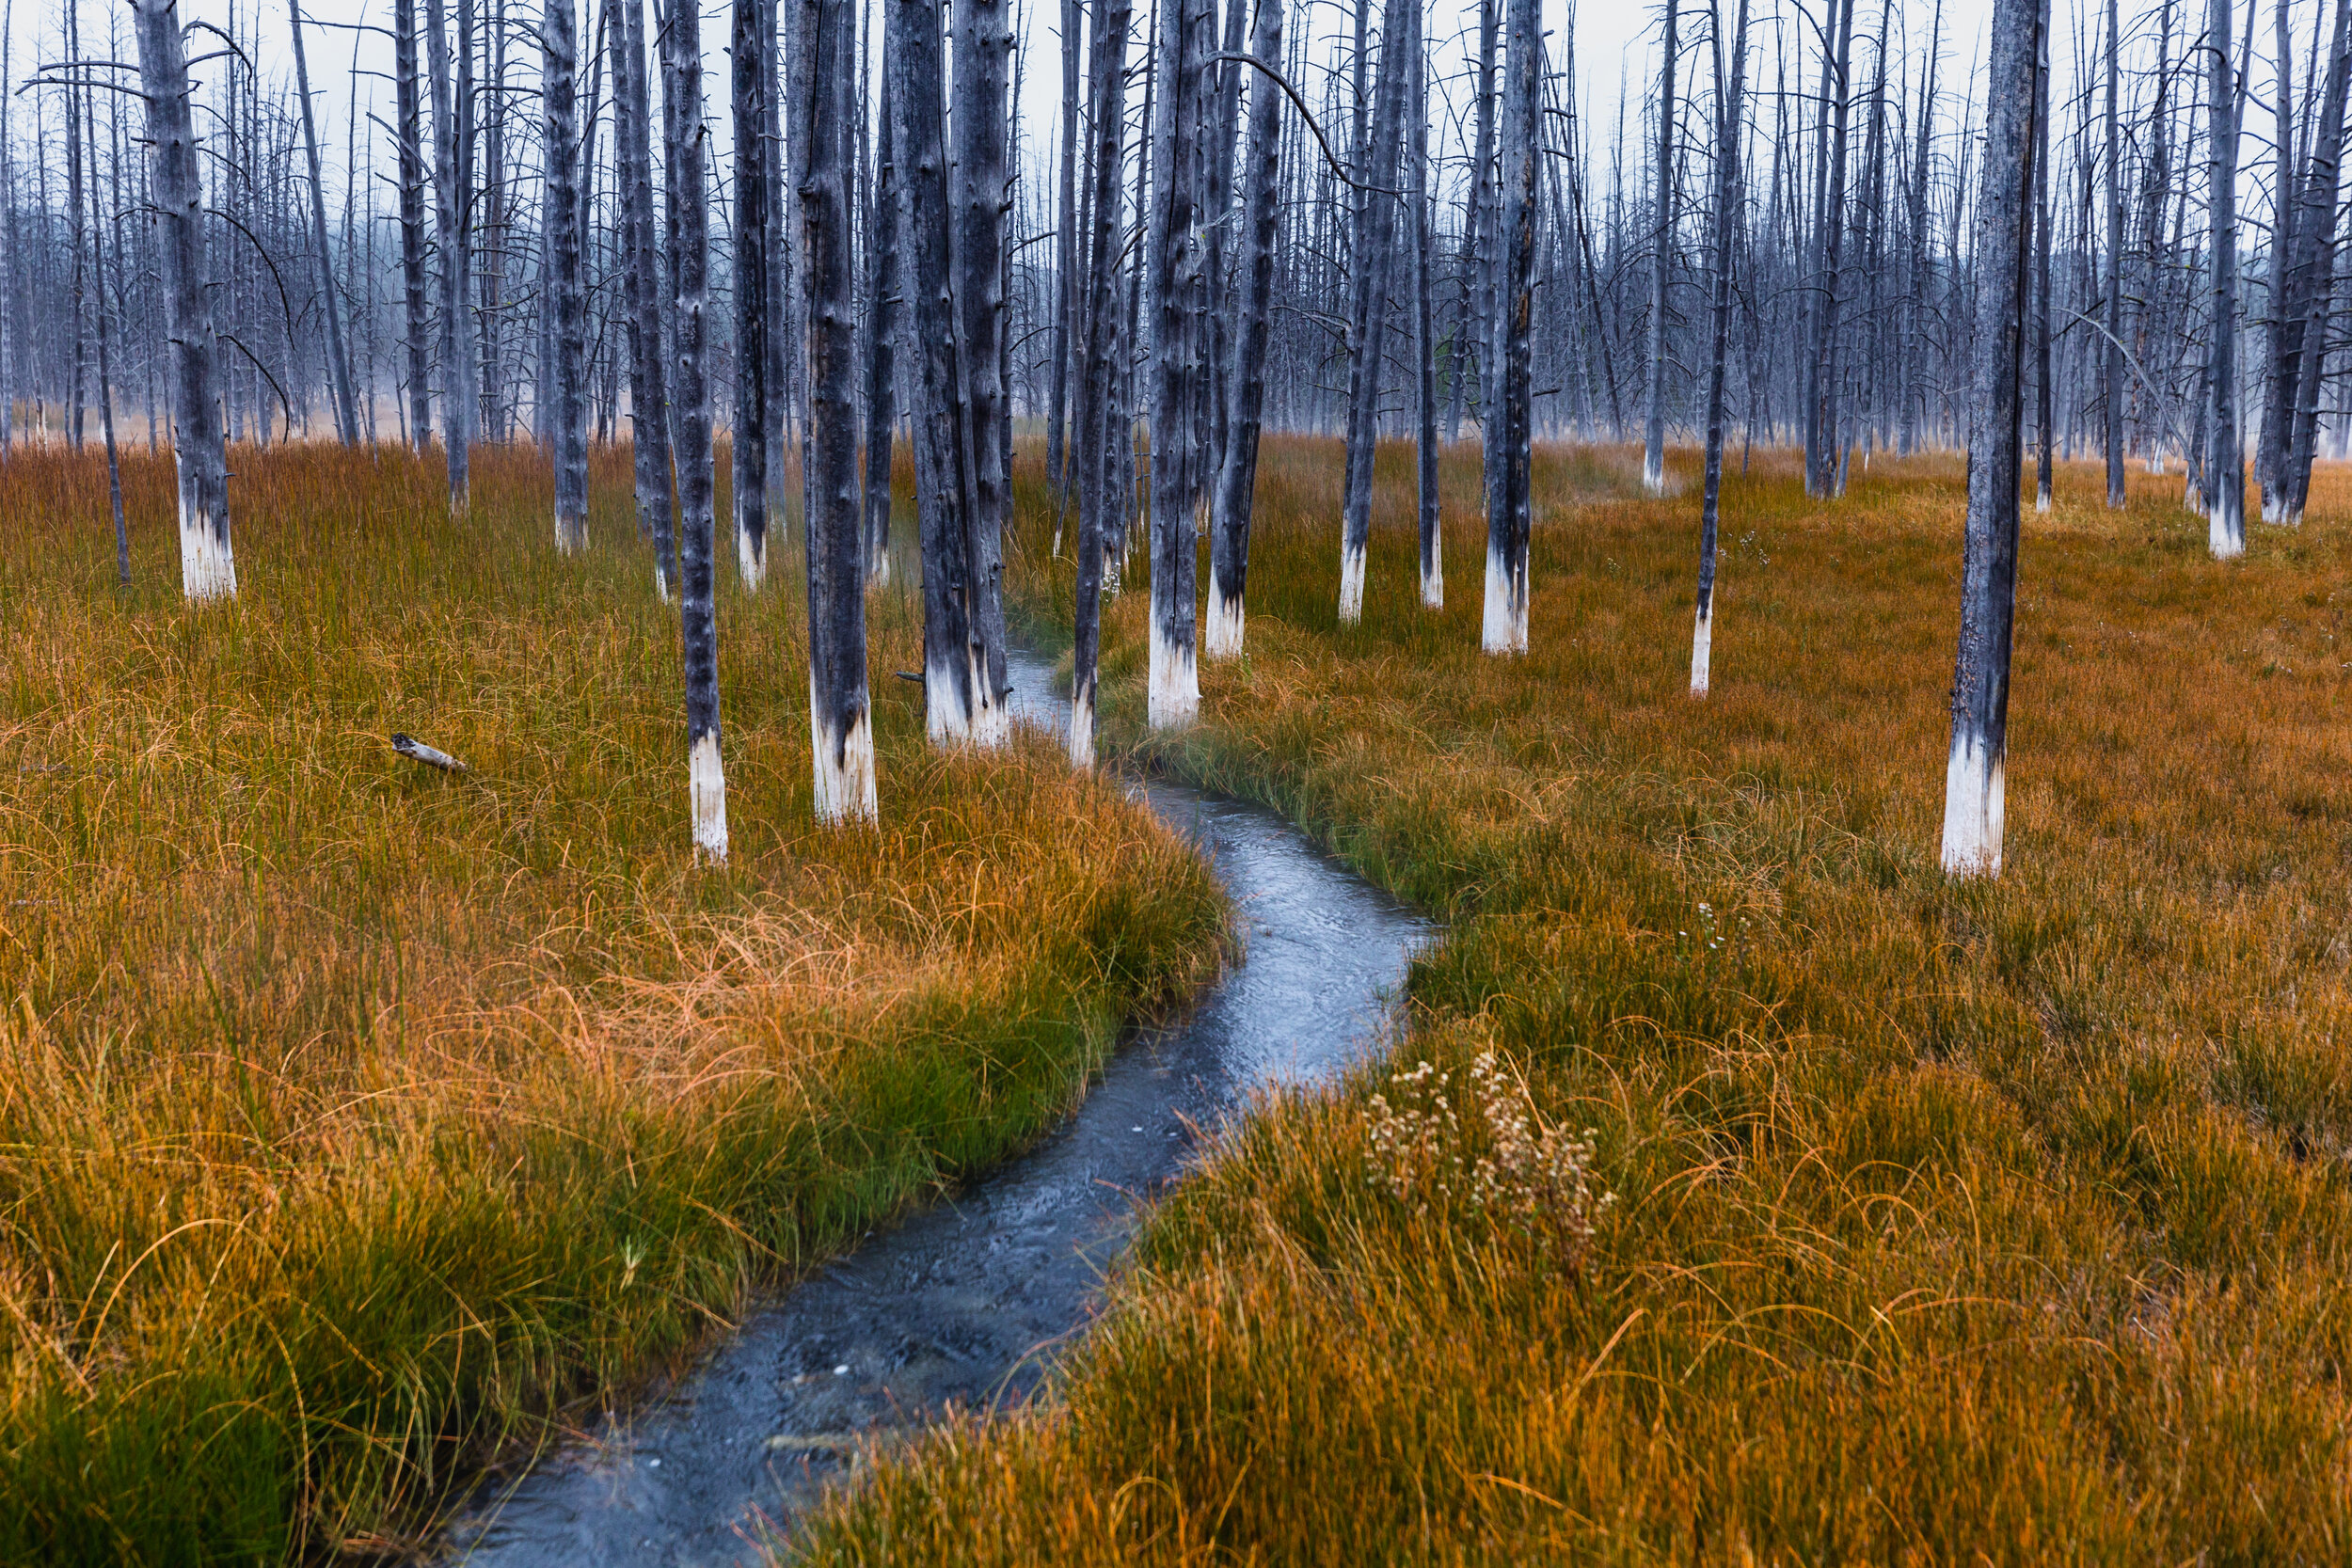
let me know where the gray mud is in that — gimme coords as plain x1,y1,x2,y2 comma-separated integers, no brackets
433,648,1429,1567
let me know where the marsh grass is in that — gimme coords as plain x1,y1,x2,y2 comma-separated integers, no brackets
0,440,1225,1561
802,436,2352,1562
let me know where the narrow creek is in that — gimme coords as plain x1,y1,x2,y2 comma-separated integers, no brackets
435,649,1431,1566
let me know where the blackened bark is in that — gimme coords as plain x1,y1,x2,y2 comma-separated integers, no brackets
546,0,590,549
732,0,771,586
1148,0,1211,726
1941,0,2043,877
291,0,360,445
2261,0,2296,517
396,0,434,450
1802,0,1855,499
1694,0,1747,695
619,0,675,591
2104,0,2125,506
1204,0,1281,656
803,0,875,820
1483,0,1537,653
1048,0,1083,493
1412,0,1439,608
1336,0,1412,624
1641,0,1678,494
892,0,983,741
1072,0,1131,761
956,0,1015,739
861,62,900,584
2033,27,2053,509
2285,0,2352,522
426,0,470,511
130,0,234,599
2208,0,2248,555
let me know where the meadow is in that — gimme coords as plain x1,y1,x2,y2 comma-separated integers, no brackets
0,441,1226,1561
800,437,2352,1562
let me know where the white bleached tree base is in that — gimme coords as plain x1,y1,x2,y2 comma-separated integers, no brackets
1690,606,1712,696
809,674,878,824
180,513,237,603
1337,538,1366,624
2209,508,2245,560
924,651,974,742
1203,585,1245,658
969,659,1012,749
1104,555,1121,596
555,515,587,554
1481,545,1527,654
737,527,767,592
1938,735,2006,878
1642,455,1665,495
1149,622,1199,730
1067,687,1095,768
1421,531,1442,609
689,730,730,863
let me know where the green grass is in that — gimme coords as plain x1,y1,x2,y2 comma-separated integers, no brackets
0,439,1225,1562
798,437,2352,1562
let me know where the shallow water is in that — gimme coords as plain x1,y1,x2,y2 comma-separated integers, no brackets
436,649,1430,1567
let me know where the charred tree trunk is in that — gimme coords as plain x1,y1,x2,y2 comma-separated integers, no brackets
2103,0,2125,506
85,76,126,586
2285,0,2352,523
892,0,984,742
1072,0,1131,760
1047,0,1082,495
1148,0,1211,724
1642,0,1678,494
1483,0,1537,653
2208,0,2248,555
861,62,899,584
426,0,471,511
1412,0,1439,608
1336,0,1412,624
1942,0,2044,877
130,0,235,601
661,0,729,858
1204,0,1282,656
803,0,876,821
731,0,772,587
956,0,1015,741
2261,0,2296,518
2033,23,2053,510
291,0,360,444
546,0,590,550
620,0,675,593
1802,0,1855,499
396,0,434,450
1693,0,1747,695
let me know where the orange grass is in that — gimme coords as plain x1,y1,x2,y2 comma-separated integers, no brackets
0,440,1225,1561
800,436,2352,1562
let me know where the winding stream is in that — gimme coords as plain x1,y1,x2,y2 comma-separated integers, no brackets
435,650,1429,1567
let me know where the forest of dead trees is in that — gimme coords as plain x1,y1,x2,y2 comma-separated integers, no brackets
5,0,2348,868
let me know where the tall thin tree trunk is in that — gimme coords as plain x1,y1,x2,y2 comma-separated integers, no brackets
1483,0,1537,653
956,0,1015,742
290,1,360,444
1147,0,1210,725
2207,0,2248,556
1336,0,1412,624
2261,0,2296,517
860,62,899,584
803,0,875,821
660,0,729,858
892,0,984,742
1693,0,1748,695
732,0,771,586
1072,0,1131,761
2104,0,2125,506
2034,24,2054,510
620,0,676,594
1802,0,1855,498
131,0,235,600
427,0,470,511
1047,0,1082,496
397,0,433,451
1942,0,2044,877
1641,0,1678,493
547,0,591,549
1412,0,1439,608
2285,0,2352,523
85,75,127,585
1204,0,1282,656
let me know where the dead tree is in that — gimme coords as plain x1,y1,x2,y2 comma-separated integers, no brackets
1483,0,1537,653
1641,0,1678,494
426,0,470,511
861,62,899,584
1693,0,1748,695
2103,0,2124,507
956,0,1015,740
396,0,433,449
617,0,675,594
1336,0,1411,625
545,0,590,550
803,0,876,820
1412,0,1439,609
1072,0,1131,761
731,0,771,587
290,0,359,444
660,0,729,859
2207,0,2247,556
130,0,235,600
1942,0,2044,877
1148,0,1211,725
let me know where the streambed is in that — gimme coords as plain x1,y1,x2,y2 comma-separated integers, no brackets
436,649,1429,1566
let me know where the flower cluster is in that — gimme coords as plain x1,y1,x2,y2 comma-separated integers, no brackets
1365,1052,1613,1259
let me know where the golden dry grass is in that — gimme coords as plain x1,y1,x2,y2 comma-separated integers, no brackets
800,436,2352,1562
0,440,1225,1561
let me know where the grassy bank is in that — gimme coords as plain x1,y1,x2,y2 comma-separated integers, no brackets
0,443,1224,1561
803,436,2352,1561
